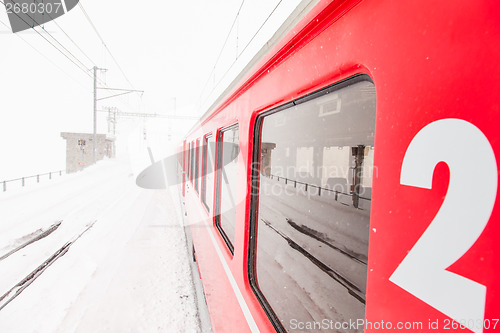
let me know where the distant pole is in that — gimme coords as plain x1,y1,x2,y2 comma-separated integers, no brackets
93,66,97,164
107,108,111,134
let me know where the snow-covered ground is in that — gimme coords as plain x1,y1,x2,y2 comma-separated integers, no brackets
0,119,209,332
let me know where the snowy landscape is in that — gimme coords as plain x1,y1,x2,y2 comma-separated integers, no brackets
0,120,211,332
0,0,307,331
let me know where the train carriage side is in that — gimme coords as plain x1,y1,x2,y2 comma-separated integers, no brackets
180,0,500,332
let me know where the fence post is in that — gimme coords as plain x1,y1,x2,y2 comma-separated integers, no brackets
318,186,321,196
3,170,64,192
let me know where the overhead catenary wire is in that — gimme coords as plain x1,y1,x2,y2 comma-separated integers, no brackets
29,0,98,68
77,1,142,114
197,0,246,104
2,0,110,89
1,0,139,118
78,2,149,121
78,1,135,89
0,18,90,90
16,0,93,74
235,0,284,67
0,0,94,80
52,20,97,67
199,0,284,110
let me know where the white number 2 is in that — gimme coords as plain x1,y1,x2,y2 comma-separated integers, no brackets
390,119,498,333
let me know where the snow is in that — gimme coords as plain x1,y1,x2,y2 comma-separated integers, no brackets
0,0,313,329
0,134,209,332
254,176,369,332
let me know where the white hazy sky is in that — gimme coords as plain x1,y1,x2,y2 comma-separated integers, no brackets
0,0,303,180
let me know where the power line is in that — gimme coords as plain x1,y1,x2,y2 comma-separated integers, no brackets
77,0,140,116
197,0,246,103
0,18,89,90
1,0,139,120
24,0,98,68
236,0,284,66
28,0,96,72
15,0,108,88
76,1,143,115
0,0,93,79
52,20,97,67
78,1,135,89
22,0,91,70
200,0,284,109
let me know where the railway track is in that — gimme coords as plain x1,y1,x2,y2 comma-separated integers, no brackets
0,220,96,311
0,221,62,262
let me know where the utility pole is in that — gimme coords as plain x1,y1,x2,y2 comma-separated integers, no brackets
92,67,143,164
93,66,97,164
104,106,118,136
93,66,108,164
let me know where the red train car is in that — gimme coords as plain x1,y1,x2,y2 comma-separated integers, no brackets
179,0,500,332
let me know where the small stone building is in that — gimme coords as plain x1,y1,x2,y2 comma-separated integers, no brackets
60,132,115,173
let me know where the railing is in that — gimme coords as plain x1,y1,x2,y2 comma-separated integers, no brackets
268,173,371,203
2,170,65,192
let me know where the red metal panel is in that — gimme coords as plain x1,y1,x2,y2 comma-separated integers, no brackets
181,0,500,331
182,140,186,197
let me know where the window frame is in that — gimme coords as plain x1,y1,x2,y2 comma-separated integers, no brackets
215,123,239,255
190,140,195,183
183,140,186,174
202,133,212,211
195,138,200,193
187,141,191,181
248,74,374,332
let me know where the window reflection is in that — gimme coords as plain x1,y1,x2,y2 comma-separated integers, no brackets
203,135,215,211
216,125,239,251
253,79,376,332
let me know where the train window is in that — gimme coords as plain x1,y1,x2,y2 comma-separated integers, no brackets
195,139,200,193
190,141,195,183
202,134,214,211
184,140,187,178
201,136,208,206
187,142,191,180
189,141,193,181
188,141,191,182
250,76,376,332
215,125,239,253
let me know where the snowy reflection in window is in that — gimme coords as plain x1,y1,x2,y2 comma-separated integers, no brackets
195,139,200,193
202,134,215,211
253,79,376,332
187,142,191,180
190,141,195,184
215,125,239,252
